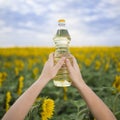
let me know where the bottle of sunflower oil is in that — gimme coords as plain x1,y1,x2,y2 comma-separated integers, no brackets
53,19,71,87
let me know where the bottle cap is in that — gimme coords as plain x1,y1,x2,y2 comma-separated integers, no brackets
58,19,65,23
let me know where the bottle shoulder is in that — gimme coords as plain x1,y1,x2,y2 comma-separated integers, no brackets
55,29,71,40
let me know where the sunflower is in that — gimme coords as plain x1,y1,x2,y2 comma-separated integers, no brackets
6,91,12,111
17,76,24,95
41,98,55,120
112,75,120,92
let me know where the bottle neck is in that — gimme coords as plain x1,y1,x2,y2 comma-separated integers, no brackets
58,23,66,30
58,21,65,28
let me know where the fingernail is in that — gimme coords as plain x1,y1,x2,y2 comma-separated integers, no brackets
66,59,69,62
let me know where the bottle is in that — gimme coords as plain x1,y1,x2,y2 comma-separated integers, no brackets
53,19,71,87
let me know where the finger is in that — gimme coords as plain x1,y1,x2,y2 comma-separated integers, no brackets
49,52,54,58
65,59,74,73
48,52,54,65
71,55,78,66
53,57,65,72
71,55,80,72
69,54,78,67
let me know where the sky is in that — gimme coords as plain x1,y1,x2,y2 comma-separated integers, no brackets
0,0,120,47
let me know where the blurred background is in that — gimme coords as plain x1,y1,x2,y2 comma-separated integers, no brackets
0,0,120,47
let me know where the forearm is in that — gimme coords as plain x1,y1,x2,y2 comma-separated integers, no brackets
2,53,64,120
2,76,49,120
77,81,116,120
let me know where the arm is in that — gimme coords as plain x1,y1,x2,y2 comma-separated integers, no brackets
65,56,116,120
2,53,65,120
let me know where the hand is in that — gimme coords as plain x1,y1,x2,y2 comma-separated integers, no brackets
40,53,65,81
65,55,85,88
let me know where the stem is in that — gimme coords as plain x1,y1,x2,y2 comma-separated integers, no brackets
92,87,114,91
115,111,120,116
113,92,120,113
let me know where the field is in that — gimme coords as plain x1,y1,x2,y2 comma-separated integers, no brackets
0,47,120,120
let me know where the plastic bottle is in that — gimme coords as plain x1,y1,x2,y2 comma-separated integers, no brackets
53,19,71,87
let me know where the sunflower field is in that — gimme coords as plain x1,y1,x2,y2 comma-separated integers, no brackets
0,47,120,120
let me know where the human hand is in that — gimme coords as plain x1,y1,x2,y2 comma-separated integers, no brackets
65,55,85,88
40,53,65,82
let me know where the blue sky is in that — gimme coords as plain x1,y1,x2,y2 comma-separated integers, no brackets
0,0,120,47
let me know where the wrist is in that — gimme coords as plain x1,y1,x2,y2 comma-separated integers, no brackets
38,74,50,85
75,79,87,90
